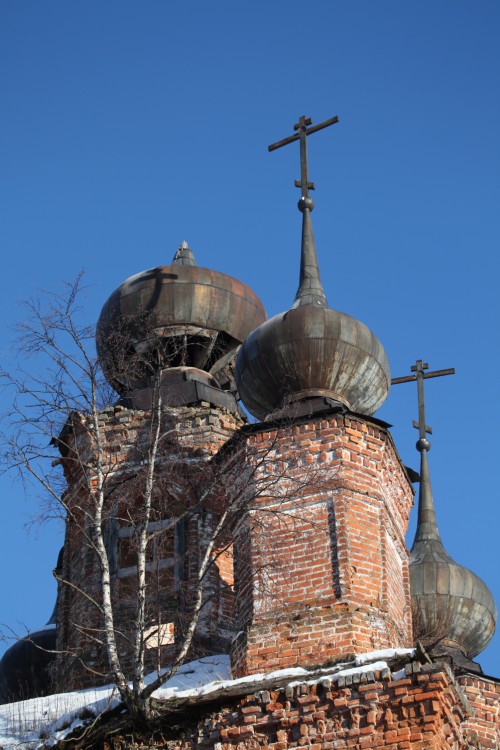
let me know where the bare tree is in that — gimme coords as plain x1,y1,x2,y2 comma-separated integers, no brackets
0,275,334,726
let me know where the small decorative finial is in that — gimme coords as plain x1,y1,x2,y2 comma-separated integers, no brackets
268,114,339,308
172,241,197,267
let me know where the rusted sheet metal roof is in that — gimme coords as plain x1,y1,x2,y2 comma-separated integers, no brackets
100,264,265,345
235,304,390,420
96,249,266,394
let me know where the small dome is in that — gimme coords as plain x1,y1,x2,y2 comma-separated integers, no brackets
235,200,390,420
97,242,266,395
410,540,497,660
0,552,59,704
409,447,497,660
0,626,57,703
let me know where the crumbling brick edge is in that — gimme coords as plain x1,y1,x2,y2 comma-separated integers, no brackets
44,653,497,750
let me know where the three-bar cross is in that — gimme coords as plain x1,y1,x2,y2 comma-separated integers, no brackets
268,114,339,202
391,360,455,443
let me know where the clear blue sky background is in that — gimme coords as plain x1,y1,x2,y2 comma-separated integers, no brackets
1,2,499,675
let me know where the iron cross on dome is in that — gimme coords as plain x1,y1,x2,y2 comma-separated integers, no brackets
268,114,339,206
391,359,455,448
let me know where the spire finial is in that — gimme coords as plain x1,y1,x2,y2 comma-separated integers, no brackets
172,241,197,266
268,114,339,308
391,359,455,545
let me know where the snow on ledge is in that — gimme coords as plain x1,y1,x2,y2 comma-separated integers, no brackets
0,648,415,749
354,648,415,666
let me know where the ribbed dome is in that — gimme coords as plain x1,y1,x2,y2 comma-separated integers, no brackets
235,303,390,420
410,444,497,660
97,242,266,395
235,186,390,420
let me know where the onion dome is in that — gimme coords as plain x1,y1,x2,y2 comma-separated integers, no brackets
0,551,60,703
235,115,390,420
0,624,56,703
409,435,497,665
96,242,266,399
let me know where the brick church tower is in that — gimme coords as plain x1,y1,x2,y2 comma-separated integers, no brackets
54,241,267,688
46,113,423,692
1,115,498,748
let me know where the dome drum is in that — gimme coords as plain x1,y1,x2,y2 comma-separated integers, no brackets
119,365,243,413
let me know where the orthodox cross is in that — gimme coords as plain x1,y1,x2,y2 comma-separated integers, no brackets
268,114,339,202
391,360,455,442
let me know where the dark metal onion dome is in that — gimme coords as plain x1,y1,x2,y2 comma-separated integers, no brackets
235,115,390,420
410,437,497,664
0,625,56,703
0,550,61,703
96,242,266,396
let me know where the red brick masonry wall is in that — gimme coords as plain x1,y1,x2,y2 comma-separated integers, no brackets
459,674,500,749
229,414,415,676
208,664,466,750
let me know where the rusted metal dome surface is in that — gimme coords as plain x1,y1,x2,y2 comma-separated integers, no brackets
409,449,497,659
97,243,266,394
410,542,497,659
235,300,390,421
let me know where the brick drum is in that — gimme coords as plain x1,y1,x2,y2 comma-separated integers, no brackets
50,402,500,750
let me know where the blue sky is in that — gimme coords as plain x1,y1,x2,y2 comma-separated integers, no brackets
1,2,499,675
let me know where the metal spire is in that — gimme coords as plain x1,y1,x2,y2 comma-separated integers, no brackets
268,114,339,308
391,359,455,546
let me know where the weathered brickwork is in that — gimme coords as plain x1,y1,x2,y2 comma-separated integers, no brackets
53,402,500,750
458,674,500,749
56,403,243,691
229,414,415,677
209,666,468,750
98,662,482,750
